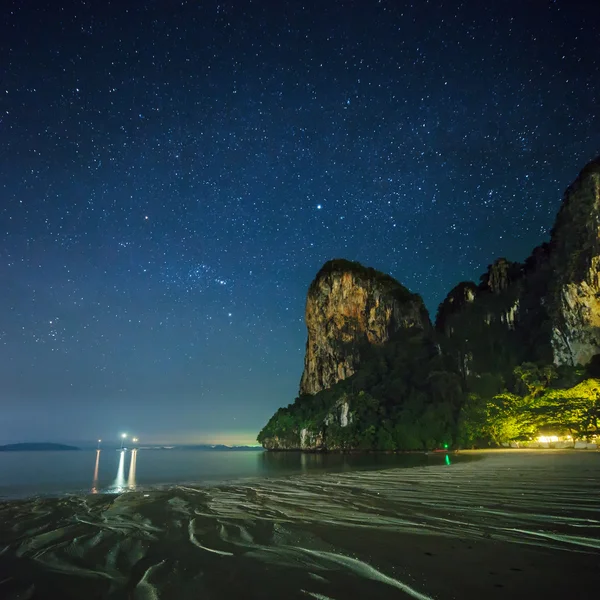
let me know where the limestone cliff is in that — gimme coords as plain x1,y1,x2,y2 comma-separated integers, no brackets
299,259,431,395
257,324,455,451
258,155,600,452
257,260,443,452
436,156,600,373
260,397,352,451
548,157,600,365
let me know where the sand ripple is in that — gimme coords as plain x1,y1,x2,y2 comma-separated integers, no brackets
0,451,599,599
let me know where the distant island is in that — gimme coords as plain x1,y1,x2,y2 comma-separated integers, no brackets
106,444,263,451
0,443,80,452
181,444,264,451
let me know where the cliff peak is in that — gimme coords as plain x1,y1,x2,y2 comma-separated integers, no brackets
480,258,522,294
310,259,416,302
299,259,430,395
435,154,600,373
548,155,600,365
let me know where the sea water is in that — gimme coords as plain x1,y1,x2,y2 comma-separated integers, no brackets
0,448,459,499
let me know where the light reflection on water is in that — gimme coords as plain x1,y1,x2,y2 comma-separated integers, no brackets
112,450,126,491
0,448,466,499
258,451,456,473
92,450,455,495
91,450,100,494
127,449,137,490
98,449,139,493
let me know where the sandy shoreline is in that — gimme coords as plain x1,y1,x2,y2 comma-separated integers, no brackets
0,450,598,599
457,446,599,453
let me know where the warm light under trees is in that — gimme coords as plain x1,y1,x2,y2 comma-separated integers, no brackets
460,363,600,446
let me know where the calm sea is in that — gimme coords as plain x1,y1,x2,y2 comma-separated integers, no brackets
0,448,457,499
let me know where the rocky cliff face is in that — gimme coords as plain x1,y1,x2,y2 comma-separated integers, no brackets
260,398,353,451
299,259,431,395
435,259,534,379
259,156,600,452
436,156,600,372
548,158,600,365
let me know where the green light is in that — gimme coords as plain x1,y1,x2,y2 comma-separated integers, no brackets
443,443,448,449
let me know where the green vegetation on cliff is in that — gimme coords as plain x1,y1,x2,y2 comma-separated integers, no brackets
258,328,463,451
259,353,600,451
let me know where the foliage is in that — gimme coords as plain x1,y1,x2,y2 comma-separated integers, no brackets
456,362,600,446
456,393,491,448
258,328,462,451
259,347,600,450
513,362,558,397
536,379,600,440
485,392,537,444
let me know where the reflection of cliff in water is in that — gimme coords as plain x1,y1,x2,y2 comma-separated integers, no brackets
259,451,325,473
259,450,456,476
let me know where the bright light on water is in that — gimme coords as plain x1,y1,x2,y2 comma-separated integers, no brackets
128,449,137,490
91,450,100,493
0,451,458,498
113,450,126,491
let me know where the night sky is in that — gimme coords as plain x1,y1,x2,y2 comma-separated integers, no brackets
1,0,599,445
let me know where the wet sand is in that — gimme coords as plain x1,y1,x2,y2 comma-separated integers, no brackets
0,450,598,599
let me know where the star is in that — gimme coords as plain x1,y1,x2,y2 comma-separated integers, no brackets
0,0,597,444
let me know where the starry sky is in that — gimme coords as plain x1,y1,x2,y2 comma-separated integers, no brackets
1,0,599,445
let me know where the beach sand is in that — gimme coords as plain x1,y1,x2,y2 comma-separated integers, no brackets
0,450,598,599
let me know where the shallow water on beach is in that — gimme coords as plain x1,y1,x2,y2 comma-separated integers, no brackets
0,451,599,599
0,448,460,499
